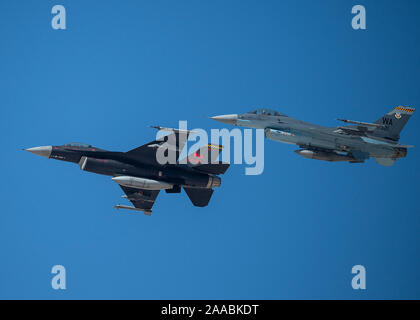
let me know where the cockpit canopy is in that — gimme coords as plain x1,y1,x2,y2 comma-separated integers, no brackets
247,108,285,116
63,142,92,148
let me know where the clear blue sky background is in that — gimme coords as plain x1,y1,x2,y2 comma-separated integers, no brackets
0,0,419,299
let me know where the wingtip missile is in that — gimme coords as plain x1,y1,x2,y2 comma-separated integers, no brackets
336,118,383,128
115,204,152,216
150,125,196,135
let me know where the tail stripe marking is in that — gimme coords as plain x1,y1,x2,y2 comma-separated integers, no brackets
207,144,223,150
395,106,414,113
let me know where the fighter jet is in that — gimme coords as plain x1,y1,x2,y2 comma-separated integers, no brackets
211,106,415,166
25,127,229,215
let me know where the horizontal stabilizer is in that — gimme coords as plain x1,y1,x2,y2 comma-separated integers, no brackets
183,187,214,207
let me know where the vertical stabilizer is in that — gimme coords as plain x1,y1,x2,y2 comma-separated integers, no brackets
372,106,415,141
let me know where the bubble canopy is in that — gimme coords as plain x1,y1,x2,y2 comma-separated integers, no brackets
63,142,92,148
247,108,285,116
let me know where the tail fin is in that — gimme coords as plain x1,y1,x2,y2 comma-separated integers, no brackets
185,143,230,174
179,143,223,165
183,187,214,207
372,106,415,141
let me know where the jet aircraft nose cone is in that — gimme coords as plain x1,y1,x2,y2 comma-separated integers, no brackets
25,146,52,158
210,114,238,125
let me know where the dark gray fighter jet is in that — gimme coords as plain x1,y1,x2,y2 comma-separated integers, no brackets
25,127,229,215
211,106,415,166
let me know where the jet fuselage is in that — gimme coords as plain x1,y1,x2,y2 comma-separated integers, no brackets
28,143,220,189
211,107,414,166
238,113,406,160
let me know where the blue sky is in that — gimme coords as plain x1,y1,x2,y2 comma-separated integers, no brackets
0,0,419,299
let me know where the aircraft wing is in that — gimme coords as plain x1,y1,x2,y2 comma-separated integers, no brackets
125,126,195,165
116,185,160,215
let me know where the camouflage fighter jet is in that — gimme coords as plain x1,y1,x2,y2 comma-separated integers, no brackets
211,106,415,166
